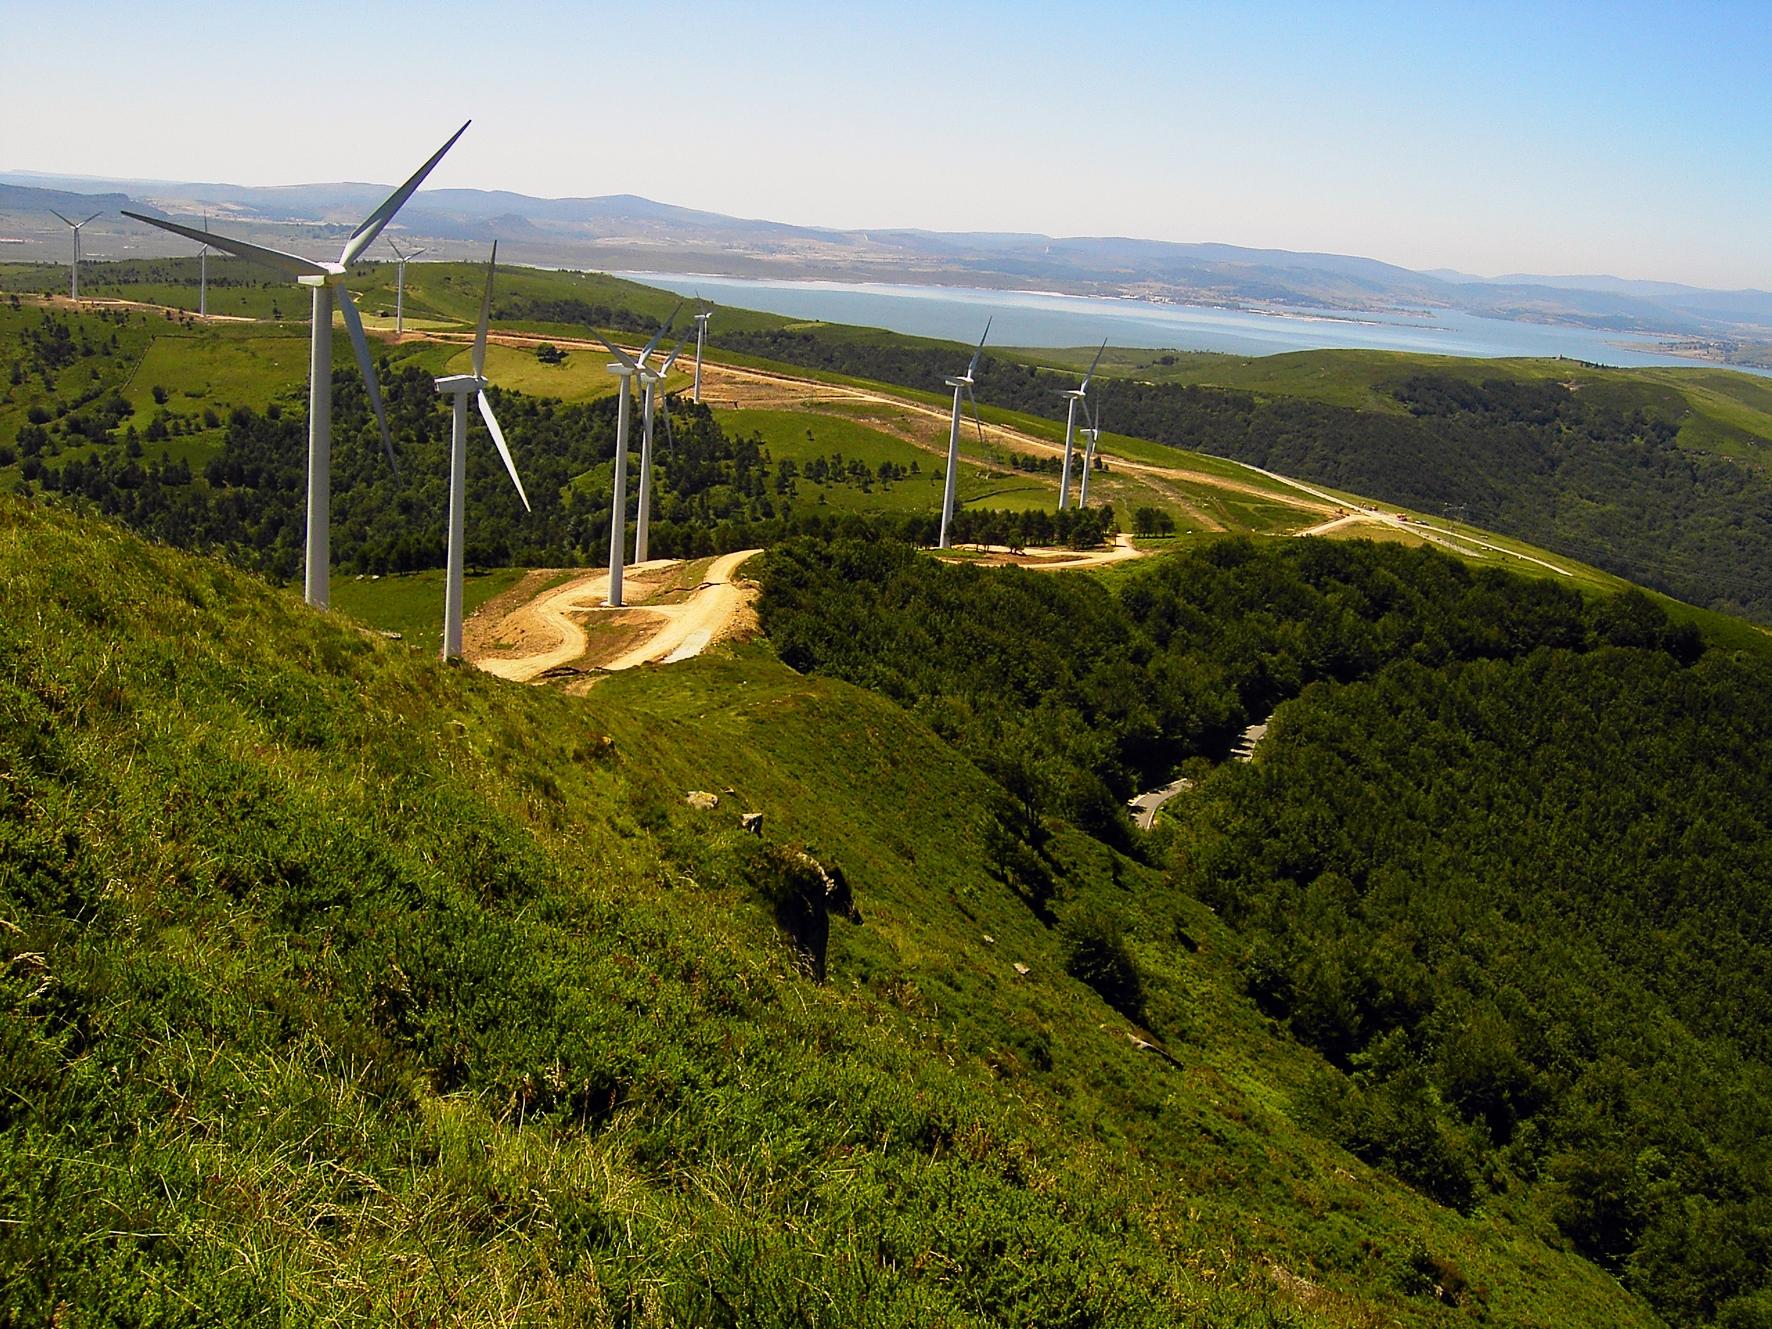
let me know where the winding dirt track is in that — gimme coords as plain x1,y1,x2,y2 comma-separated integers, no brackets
942,533,1145,571
1239,465,1575,577
469,549,759,683
431,326,1338,521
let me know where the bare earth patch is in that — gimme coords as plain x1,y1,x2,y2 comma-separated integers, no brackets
464,550,761,684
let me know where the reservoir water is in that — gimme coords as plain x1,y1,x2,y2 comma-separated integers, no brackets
618,271,1742,372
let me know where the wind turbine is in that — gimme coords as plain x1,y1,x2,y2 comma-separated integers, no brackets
50,210,102,300
388,236,428,335
589,315,677,607
123,121,470,609
193,211,212,317
635,327,688,564
1058,339,1106,510
938,319,990,550
1077,391,1105,508
433,243,529,661
691,304,713,403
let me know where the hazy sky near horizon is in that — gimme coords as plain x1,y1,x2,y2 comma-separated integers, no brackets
4,0,1769,289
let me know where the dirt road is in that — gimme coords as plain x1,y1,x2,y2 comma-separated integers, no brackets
425,326,1335,523
942,533,1147,571
1239,465,1575,576
469,549,759,683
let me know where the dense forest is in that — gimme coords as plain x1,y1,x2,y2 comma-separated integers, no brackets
718,326,1772,623
757,536,1771,1327
10,358,1111,576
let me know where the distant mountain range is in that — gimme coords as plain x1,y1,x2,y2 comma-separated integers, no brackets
5,168,1772,345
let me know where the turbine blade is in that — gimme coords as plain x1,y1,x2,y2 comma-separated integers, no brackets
965,385,985,448
122,210,328,278
966,317,992,378
661,399,677,452
1081,338,1107,389
410,247,428,259
387,236,407,261
79,211,103,228
472,240,498,379
337,287,397,473
477,390,530,512
658,331,690,375
50,210,75,227
639,301,683,364
339,120,470,266
592,330,642,374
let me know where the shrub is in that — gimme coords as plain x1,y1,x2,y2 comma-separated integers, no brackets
1063,908,1144,1022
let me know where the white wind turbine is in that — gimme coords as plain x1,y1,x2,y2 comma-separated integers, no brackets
635,327,689,565
590,315,678,607
50,209,103,300
196,211,211,317
1077,391,1105,508
123,121,470,609
433,243,529,661
938,319,990,550
1058,339,1106,510
691,304,713,403
388,236,428,335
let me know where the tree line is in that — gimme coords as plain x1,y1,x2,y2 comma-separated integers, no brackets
13,360,1113,576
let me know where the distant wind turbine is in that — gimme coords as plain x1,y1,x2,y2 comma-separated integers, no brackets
388,236,428,335
939,319,990,550
197,211,210,317
50,209,102,300
433,243,529,661
691,304,713,403
635,327,689,564
123,121,470,609
1058,340,1106,510
590,314,677,607
1077,390,1105,508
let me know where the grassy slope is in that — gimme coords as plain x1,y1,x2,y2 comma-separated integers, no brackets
329,566,537,654
1018,343,1772,460
0,496,1664,1327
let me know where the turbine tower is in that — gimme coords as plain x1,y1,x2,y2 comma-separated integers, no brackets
50,210,102,300
1077,393,1104,508
938,319,990,550
388,236,428,335
635,328,688,565
1058,340,1106,510
197,212,210,317
591,317,677,607
124,121,470,609
433,244,530,661
691,304,713,403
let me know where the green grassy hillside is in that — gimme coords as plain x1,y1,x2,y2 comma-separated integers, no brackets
1,496,1682,1326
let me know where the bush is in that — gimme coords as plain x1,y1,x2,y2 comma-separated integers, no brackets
1063,909,1144,1022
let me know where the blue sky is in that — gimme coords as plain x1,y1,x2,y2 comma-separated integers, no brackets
3,0,1768,288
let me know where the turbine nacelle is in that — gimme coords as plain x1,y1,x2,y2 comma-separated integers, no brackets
296,264,350,287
